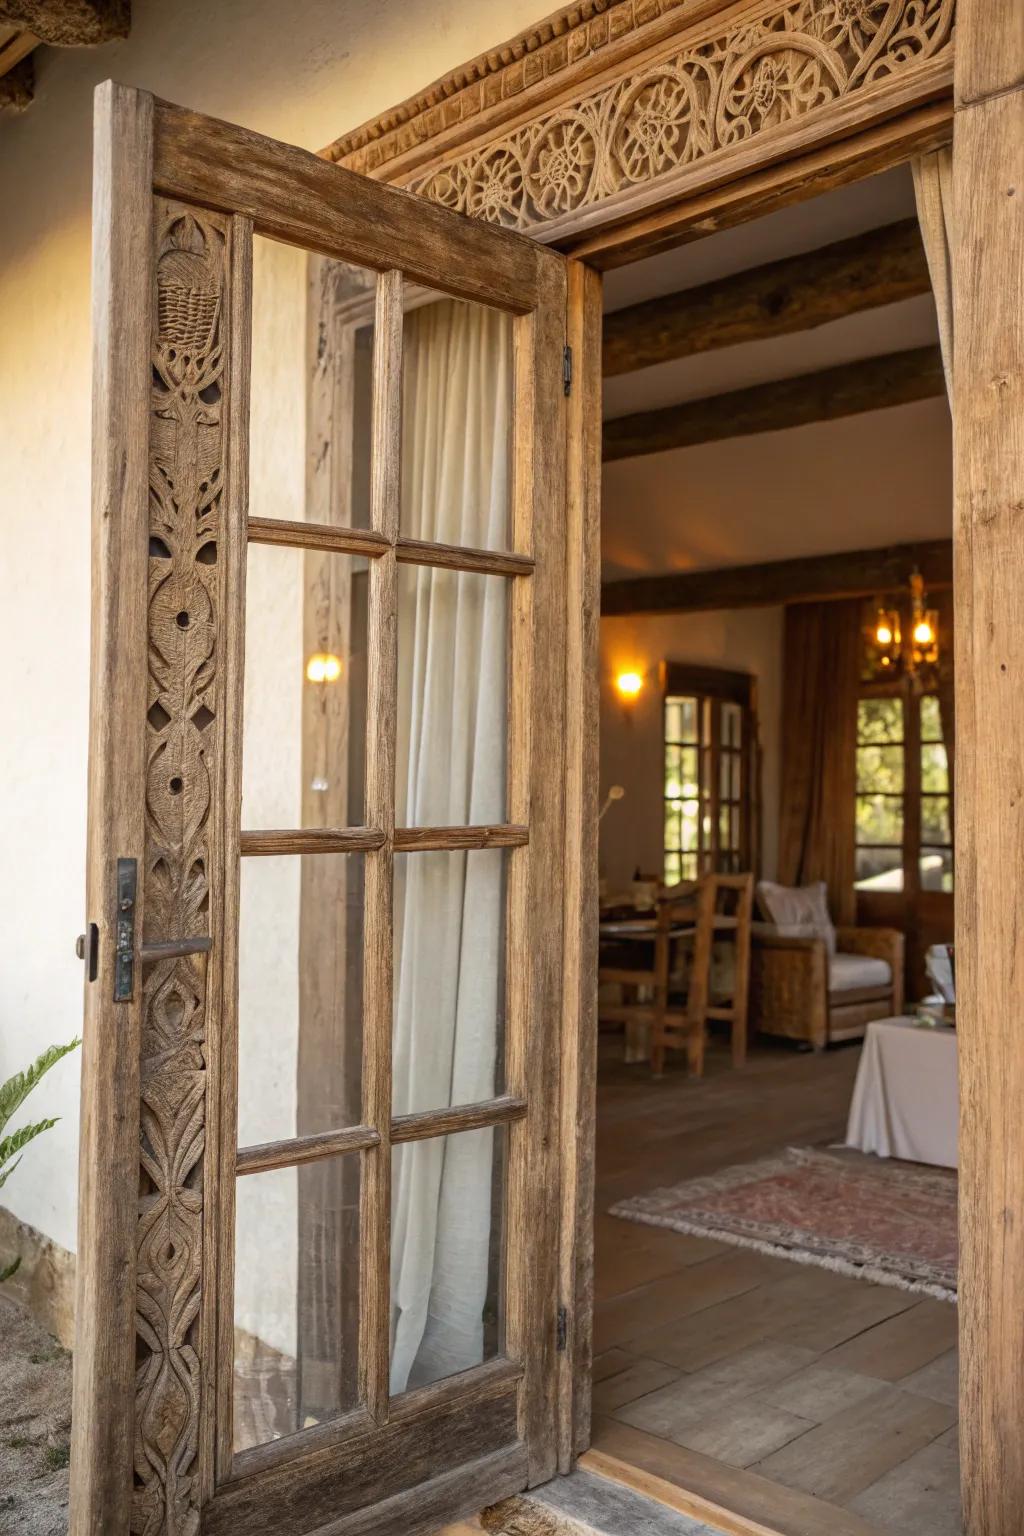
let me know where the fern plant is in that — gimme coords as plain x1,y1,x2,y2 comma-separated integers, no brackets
1,1038,80,1282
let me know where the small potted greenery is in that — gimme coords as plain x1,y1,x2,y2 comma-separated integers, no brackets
1,1040,80,1281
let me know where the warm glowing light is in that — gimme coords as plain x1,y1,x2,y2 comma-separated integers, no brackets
306,652,343,683
615,670,643,700
875,622,893,646
913,619,934,646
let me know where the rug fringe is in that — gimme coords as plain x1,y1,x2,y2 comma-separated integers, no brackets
607,1206,957,1304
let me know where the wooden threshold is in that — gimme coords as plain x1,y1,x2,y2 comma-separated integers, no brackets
588,1421,888,1536
582,1447,782,1536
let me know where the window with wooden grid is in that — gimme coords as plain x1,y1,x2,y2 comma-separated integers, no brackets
855,687,953,894
662,664,755,885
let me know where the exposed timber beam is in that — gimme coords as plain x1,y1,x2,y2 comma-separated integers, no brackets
0,48,31,106
602,345,946,463
0,0,128,46
601,538,953,618
602,219,931,377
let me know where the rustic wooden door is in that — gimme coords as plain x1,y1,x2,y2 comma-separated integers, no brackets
70,81,578,1536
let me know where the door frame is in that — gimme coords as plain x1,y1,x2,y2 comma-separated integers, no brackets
319,2,1022,1530
72,81,575,1536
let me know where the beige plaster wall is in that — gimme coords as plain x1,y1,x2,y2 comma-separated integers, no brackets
599,608,785,892
0,0,558,1263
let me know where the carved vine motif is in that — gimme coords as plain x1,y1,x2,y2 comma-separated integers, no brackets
133,203,228,1536
408,0,953,230
324,0,692,173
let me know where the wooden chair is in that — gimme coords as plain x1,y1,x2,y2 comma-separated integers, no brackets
597,880,703,1064
650,872,754,1077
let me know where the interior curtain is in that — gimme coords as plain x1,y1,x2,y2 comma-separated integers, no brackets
912,148,954,394
390,297,511,1393
777,601,861,926
913,148,955,796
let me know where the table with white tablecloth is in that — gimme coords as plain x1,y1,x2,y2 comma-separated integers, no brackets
845,1015,958,1169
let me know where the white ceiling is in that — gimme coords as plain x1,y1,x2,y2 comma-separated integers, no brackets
600,165,951,581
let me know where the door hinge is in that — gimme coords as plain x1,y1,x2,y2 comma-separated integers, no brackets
562,343,573,396
556,1304,569,1353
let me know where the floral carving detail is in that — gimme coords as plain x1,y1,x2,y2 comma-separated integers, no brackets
133,204,229,1536
526,115,598,216
465,147,525,223
406,0,953,231
614,70,710,182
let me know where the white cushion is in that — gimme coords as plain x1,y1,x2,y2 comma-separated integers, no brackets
757,879,836,956
829,952,892,993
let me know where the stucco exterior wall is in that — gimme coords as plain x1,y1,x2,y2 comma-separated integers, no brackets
0,0,557,1261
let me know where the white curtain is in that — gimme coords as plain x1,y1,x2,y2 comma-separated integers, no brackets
912,148,954,394
390,297,512,1393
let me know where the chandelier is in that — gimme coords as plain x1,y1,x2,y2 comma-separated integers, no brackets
866,570,939,686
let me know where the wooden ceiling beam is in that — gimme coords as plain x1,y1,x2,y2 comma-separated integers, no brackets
0,0,128,46
601,538,954,617
603,344,946,463
602,218,931,377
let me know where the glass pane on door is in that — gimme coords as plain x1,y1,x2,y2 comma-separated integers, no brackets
250,235,376,530
400,289,513,552
392,849,507,1116
238,853,364,1147
234,1155,361,1452
396,566,509,827
242,542,369,829
390,1124,506,1395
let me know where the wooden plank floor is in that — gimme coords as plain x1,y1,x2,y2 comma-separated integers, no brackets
592,1036,962,1536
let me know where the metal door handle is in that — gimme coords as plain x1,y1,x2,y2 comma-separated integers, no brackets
139,937,213,964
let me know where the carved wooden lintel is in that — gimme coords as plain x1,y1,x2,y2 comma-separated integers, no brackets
0,0,129,46
323,0,955,239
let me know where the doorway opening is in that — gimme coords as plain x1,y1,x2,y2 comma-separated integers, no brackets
590,162,958,1536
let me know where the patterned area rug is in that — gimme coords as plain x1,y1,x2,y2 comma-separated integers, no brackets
611,1147,957,1301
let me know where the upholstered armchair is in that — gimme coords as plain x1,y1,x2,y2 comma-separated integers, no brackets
750,923,904,1049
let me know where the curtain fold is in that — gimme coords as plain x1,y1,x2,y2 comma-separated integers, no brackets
777,601,861,926
389,297,511,1394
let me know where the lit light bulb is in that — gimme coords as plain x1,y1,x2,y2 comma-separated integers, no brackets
913,620,934,646
615,670,643,700
306,652,343,683
876,622,893,646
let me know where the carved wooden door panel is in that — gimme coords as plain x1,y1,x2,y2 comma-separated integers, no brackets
71,82,573,1536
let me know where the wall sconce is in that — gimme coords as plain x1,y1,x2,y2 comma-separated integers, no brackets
614,669,644,702
306,652,342,684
